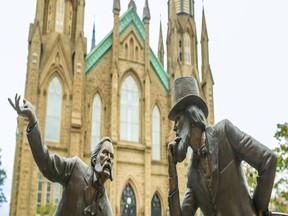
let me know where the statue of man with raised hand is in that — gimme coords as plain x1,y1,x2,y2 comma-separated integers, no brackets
9,94,114,216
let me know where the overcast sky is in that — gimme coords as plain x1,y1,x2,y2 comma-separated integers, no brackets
1,0,288,215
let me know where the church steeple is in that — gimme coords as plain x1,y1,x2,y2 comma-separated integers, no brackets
169,0,195,19
167,0,199,83
91,22,96,51
158,20,164,66
201,7,214,125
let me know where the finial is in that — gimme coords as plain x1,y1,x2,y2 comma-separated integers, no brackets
113,0,121,13
128,0,137,11
143,0,151,21
90,22,96,51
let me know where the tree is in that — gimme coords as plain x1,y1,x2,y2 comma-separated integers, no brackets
272,123,288,212
36,204,56,216
243,161,257,196
0,149,7,206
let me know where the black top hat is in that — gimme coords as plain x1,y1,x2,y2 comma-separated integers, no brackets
168,76,208,120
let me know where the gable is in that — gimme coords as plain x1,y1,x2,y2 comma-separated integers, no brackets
86,7,169,92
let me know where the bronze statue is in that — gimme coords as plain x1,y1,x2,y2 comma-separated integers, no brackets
9,94,113,216
167,77,277,216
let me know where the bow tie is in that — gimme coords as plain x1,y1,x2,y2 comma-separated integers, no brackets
193,144,208,166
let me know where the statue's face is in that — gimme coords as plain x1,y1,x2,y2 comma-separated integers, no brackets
94,141,114,182
174,111,192,152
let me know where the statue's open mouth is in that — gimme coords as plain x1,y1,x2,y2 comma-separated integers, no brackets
103,164,111,174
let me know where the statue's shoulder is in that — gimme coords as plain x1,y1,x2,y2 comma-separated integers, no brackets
214,119,233,130
72,156,89,169
209,119,235,136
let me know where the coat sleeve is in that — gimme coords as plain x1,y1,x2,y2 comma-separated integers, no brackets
181,187,198,216
26,122,76,185
168,186,198,216
224,119,277,212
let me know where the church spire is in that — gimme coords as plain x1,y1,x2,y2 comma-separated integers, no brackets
113,0,121,13
128,0,137,11
201,6,214,125
158,19,164,66
201,7,209,67
143,0,151,21
90,22,96,51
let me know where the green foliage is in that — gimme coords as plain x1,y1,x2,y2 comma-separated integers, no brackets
243,161,257,196
0,149,7,206
272,123,288,212
36,204,56,216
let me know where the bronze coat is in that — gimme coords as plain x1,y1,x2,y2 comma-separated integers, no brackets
27,123,113,216
169,120,277,216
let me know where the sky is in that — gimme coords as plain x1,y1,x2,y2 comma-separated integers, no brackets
1,0,288,215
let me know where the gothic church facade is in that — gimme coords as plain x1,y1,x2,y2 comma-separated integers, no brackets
10,0,214,215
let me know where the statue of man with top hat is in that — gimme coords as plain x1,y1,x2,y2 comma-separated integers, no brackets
167,76,277,216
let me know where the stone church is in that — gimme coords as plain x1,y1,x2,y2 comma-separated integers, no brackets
10,0,214,215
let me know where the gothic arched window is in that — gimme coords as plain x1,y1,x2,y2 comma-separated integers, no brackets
120,184,136,216
152,106,161,160
129,38,134,59
135,46,139,61
151,193,161,216
45,76,62,141
184,33,191,64
125,43,128,59
55,0,65,32
120,76,139,142
91,94,101,150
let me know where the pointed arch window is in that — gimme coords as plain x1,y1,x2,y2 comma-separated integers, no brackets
120,184,136,216
129,38,134,60
125,43,128,59
91,94,101,150
152,106,161,160
184,33,191,64
55,0,65,32
135,46,139,61
120,76,139,142
45,76,62,141
151,193,161,216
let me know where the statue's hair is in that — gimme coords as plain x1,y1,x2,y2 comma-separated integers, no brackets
91,137,112,167
185,105,207,131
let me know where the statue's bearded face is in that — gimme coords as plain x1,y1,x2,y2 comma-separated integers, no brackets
94,141,114,182
173,112,192,158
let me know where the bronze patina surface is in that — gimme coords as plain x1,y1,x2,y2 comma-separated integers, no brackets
167,77,277,216
9,94,114,216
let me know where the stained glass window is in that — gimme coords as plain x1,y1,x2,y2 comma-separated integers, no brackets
120,184,136,216
151,193,161,216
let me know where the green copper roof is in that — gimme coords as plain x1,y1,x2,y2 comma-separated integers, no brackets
86,7,169,92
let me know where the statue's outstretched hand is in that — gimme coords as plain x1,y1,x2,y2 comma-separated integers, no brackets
8,93,37,125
